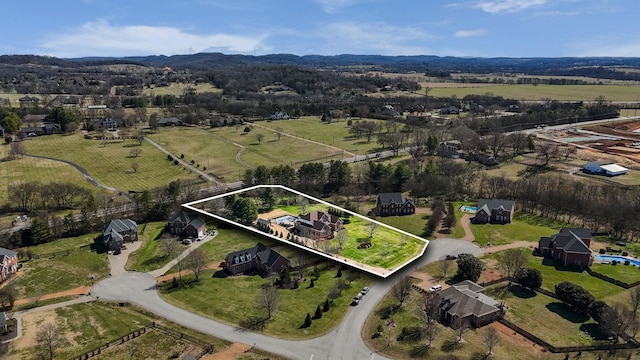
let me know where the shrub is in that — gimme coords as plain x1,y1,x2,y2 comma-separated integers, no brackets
173,160,179,165
167,154,173,161
180,154,184,159
190,160,195,164
623,251,629,256
554,281,595,313
599,248,606,254
309,279,315,288
244,126,251,133
625,260,630,266
612,260,618,265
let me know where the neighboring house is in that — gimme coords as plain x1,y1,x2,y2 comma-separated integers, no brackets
269,111,289,120
583,160,628,177
224,242,290,276
440,106,459,115
381,105,400,118
0,248,19,283
374,193,416,216
19,96,38,108
463,151,498,166
102,219,138,251
20,122,62,136
437,280,503,328
473,199,515,224
439,140,463,158
167,210,206,238
406,111,431,122
158,117,184,127
538,228,593,268
294,210,343,240
94,118,122,130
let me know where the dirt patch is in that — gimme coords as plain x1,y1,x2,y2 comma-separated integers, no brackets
258,209,294,220
492,322,547,354
14,286,91,306
414,207,432,214
201,342,252,360
12,309,57,352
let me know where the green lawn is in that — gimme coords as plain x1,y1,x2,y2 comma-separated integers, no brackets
125,222,180,272
468,211,567,246
485,285,607,346
160,265,371,339
590,262,640,285
579,169,640,186
377,213,430,238
14,246,109,298
23,133,199,192
428,84,640,101
260,116,386,154
208,125,345,169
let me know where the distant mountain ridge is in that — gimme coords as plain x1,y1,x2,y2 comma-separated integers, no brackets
3,53,640,75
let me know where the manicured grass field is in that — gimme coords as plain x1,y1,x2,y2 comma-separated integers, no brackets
260,116,386,154
428,84,640,101
160,265,371,339
590,262,640,285
141,82,221,97
146,127,247,180
468,211,566,246
0,143,104,204
485,285,606,346
579,169,640,186
209,125,345,168
23,133,199,192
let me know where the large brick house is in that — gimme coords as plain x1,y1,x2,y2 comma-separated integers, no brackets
102,219,138,251
374,193,415,216
473,199,515,224
224,243,290,276
167,210,206,238
0,248,19,283
294,210,343,240
538,228,593,268
437,280,503,328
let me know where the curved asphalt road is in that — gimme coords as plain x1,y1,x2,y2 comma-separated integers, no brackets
91,239,480,360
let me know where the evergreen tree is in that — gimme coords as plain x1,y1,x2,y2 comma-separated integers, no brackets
323,299,330,312
304,313,312,327
314,305,323,319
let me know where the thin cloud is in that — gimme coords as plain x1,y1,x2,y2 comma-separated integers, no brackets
313,22,435,55
576,42,640,57
454,29,487,38
474,0,547,13
40,20,268,57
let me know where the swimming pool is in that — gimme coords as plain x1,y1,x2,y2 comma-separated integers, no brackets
275,215,296,224
595,254,640,266
460,206,477,213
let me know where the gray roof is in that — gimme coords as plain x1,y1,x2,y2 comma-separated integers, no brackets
226,243,288,269
438,280,501,319
0,248,18,258
559,228,592,240
477,199,514,213
158,117,182,125
552,231,591,254
169,211,205,230
103,219,138,235
377,193,411,205
0,312,6,328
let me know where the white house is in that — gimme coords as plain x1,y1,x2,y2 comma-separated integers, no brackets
584,160,628,177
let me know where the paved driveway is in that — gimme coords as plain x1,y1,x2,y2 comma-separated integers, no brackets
91,238,479,360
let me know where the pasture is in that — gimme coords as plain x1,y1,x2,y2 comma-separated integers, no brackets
141,82,220,97
427,84,640,101
23,133,199,192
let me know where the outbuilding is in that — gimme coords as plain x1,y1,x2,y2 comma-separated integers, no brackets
583,160,628,177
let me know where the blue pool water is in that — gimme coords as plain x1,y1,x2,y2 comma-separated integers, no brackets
460,206,477,213
275,215,295,224
595,255,640,266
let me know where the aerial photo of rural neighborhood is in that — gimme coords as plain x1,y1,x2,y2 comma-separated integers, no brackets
4,2,640,360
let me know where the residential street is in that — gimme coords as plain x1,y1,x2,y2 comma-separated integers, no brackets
90,238,480,360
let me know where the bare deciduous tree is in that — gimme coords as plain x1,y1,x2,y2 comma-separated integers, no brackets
129,148,142,158
392,276,412,307
160,237,180,259
367,222,379,239
185,248,208,282
336,229,349,251
257,286,280,319
483,325,501,355
130,162,139,173
36,323,67,360
255,133,265,144
629,286,640,317
440,258,452,279
275,127,283,140
454,317,470,343
499,248,527,286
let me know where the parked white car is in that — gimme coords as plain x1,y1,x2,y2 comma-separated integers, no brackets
428,284,442,293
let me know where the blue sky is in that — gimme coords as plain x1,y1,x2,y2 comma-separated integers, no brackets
2,0,639,58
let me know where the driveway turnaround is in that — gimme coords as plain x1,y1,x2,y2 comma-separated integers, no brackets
91,238,480,359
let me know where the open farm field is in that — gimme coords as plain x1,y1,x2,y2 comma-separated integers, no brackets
259,116,386,155
23,133,199,192
0,143,101,203
209,124,346,168
141,82,220,97
428,84,640,101
146,127,247,181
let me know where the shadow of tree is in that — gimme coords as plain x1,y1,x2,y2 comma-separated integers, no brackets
441,339,463,352
376,304,401,320
545,302,589,323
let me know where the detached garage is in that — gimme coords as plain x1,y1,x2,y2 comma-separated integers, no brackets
584,160,628,176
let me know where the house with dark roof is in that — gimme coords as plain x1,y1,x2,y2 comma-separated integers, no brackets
439,140,463,158
0,248,19,283
538,228,593,268
102,219,138,251
374,193,415,217
167,210,206,238
224,243,290,276
158,117,184,127
93,118,122,130
437,280,503,328
473,199,515,224
294,210,343,240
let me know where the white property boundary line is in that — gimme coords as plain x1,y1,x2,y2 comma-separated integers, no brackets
182,184,429,278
